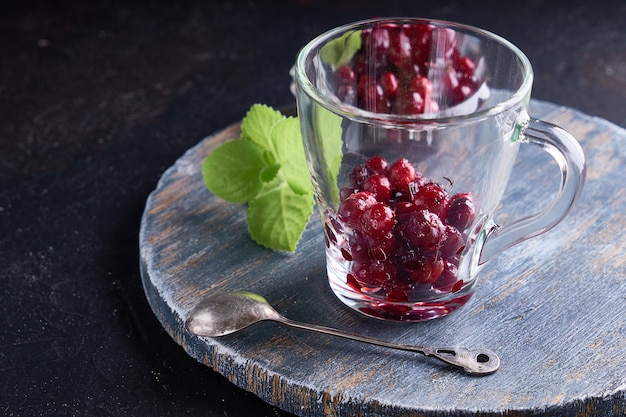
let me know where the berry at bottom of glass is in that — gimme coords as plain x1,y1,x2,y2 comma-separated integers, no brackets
324,155,476,321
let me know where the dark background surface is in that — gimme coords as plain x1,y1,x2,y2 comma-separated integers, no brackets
1,1,625,416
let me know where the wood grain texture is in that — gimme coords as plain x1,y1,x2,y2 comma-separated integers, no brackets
139,100,626,416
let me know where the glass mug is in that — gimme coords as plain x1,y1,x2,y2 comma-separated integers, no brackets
294,18,586,321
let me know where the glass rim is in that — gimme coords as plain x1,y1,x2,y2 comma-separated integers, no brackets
294,17,534,127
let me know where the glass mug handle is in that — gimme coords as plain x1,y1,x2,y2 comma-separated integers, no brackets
479,118,586,264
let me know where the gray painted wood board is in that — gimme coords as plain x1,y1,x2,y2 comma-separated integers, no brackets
139,100,626,416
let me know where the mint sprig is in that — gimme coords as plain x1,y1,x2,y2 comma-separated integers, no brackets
202,104,314,252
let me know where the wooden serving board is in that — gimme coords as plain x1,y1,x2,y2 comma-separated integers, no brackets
139,100,626,416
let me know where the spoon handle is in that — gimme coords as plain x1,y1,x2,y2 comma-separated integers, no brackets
278,317,500,375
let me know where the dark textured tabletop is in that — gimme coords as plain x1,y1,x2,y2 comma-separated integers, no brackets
1,1,625,416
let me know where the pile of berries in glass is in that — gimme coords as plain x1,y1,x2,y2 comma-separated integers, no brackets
326,22,485,319
332,21,482,114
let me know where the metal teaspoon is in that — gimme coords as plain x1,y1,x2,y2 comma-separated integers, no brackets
185,291,500,375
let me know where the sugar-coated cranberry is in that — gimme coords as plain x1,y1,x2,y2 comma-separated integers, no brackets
362,26,390,59
412,182,449,218
380,71,399,99
410,76,433,104
357,75,388,113
447,192,475,231
360,202,396,240
331,21,480,115
388,158,416,192
394,201,418,216
363,174,392,202
351,260,398,289
432,260,459,292
387,29,412,68
350,163,370,188
409,25,433,66
383,277,414,301
406,253,444,285
365,156,389,175
338,191,377,227
368,230,397,261
397,209,446,250
336,65,356,84
440,225,465,258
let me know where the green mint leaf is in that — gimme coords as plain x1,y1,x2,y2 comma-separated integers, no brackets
246,181,313,252
201,103,321,253
270,116,313,196
202,138,265,204
260,163,280,183
314,105,343,205
319,30,362,68
241,104,284,150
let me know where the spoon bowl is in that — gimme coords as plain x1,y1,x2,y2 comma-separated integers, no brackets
186,291,500,375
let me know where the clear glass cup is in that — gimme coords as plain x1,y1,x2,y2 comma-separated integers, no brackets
294,18,586,321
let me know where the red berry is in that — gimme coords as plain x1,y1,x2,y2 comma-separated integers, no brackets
365,156,389,175
336,65,356,84
394,201,418,216
399,250,444,285
380,71,399,99
440,225,465,258
410,76,433,104
384,276,413,301
357,75,387,112
349,163,370,188
351,260,398,289
447,192,475,231
362,26,390,59
388,158,416,192
360,202,395,240
338,191,377,227
368,230,397,261
397,209,446,250
433,260,459,292
387,29,412,68
363,174,392,202
406,24,432,65
412,182,449,218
